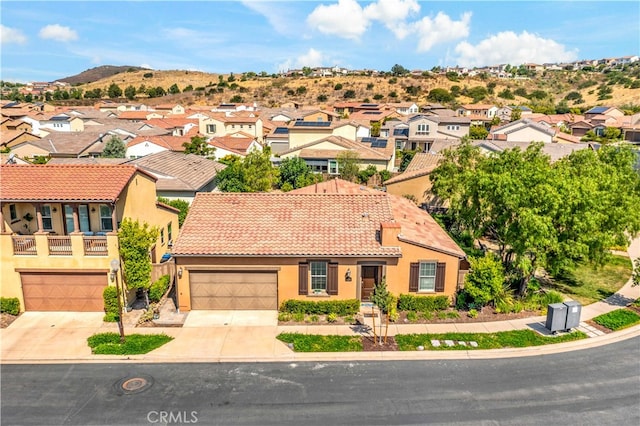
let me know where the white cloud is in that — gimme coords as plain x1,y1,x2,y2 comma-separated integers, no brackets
454,31,579,67
412,11,471,52
307,0,369,40
363,0,420,40
295,48,327,68
242,1,296,35
0,25,27,45
39,24,78,42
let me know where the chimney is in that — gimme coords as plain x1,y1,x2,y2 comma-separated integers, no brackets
380,221,401,246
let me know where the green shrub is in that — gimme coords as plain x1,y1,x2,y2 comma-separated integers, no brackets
278,312,292,322
419,311,433,321
327,313,338,323
310,314,319,323
102,286,119,322
468,309,478,318
148,275,170,303
343,315,355,324
464,253,506,307
279,299,360,316
406,311,418,322
397,294,450,312
292,312,305,322
87,332,173,355
593,309,640,331
0,297,20,315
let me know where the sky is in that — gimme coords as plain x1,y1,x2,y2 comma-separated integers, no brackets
1,0,639,83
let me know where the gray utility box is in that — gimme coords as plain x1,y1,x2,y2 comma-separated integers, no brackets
563,300,582,330
546,303,568,332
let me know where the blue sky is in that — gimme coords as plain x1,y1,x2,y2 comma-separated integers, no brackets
1,1,639,82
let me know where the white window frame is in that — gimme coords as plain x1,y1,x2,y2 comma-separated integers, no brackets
99,204,113,231
328,160,339,175
41,205,53,230
160,228,165,245
167,222,172,243
418,261,437,292
416,123,429,135
206,124,217,133
310,261,328,292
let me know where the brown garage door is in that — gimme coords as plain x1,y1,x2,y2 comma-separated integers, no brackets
189,271,277,310
21,272,107,311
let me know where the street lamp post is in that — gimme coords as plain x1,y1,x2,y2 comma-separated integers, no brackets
110,258,125,343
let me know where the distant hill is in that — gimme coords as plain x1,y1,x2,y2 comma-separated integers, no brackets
58,65,150,85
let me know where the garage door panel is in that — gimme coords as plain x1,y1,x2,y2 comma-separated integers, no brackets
21,273,106,312
189,271,277,310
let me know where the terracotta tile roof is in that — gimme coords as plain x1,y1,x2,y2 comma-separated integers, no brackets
146,118,198,129
0,165,151,202
383,153,443,185
127,135,191,151
208,135,256,155
172,193,401,257
281,136,392,161
289,178,382,194
47,157,129,165
117,111,158,120
125,151,226,191
389,194,466,258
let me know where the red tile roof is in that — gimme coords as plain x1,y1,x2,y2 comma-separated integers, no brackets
172,193,401,257
0,165,153,202
289,178,382,195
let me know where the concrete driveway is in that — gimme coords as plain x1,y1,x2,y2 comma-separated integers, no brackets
183,310,278,327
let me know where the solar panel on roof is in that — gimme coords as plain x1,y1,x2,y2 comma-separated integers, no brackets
50,116,69,121
293,121,331,127
393,129,408,136
361,104,379,107
587,106,608,114
363,111,380,115
273,127,289,134
361,137,374,143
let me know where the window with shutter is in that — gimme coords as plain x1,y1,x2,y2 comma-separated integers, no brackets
298,263,308,295
435,262,446,292
409,262,419,292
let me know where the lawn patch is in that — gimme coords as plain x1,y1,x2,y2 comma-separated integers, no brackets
592,309,640,331
395,329,586,351
548,255,632,304
87,332,173,355
277,333,362,352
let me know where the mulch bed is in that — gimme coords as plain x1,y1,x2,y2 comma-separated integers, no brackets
1,313,19,329
362,336,398,351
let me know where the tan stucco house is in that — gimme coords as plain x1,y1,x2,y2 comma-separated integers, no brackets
171,184,467,312
0,165,179,312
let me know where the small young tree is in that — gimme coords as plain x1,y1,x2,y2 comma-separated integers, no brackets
182,135,215,158
118,218,159,307
371,277,393,344
102,136,126,158
337,151,360,182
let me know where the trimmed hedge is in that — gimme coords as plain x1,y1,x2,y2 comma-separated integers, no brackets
280,299,360,316
102,286,119,322
398,294,450,312
149,275,171,303
0,297,20,315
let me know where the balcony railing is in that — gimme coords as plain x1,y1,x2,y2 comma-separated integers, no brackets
83,236,108,256
47,235,72,255
12,235,37,255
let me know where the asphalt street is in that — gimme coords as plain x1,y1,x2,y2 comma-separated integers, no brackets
2,337,639,426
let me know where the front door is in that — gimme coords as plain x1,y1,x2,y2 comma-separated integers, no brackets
361,266,379,302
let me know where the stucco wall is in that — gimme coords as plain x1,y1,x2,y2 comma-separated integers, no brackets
385,174,432,204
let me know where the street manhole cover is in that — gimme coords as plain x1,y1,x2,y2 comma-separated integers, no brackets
114,374,154,395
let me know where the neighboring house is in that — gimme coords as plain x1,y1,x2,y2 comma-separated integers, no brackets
0,164,179,312
125,135,191,159
287,120,359,149
386,102,419,116
584,106,624,120
145,118,199,137
397,115,470,151
457,104,499,124
279,135,395,173
125,150,226,203
199,113,264,143
9,131,127,160
384,152,445,208
208,133,262,159
621,113,640,143
299,109,340,122
38,114,85,133
171,190,467,311
496,106,533,122
117,110,164,121
154,104,185,115
264,126,290,154
0,130,40,150
490,118,555,143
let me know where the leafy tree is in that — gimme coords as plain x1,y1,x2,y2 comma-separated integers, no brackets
343,90,356,99
430,141,640,295
357,165,378,184
388,91,398,98
118,218,159,294
498,88,515,100
230,95,244,103
216,157,247,192
463,253,507,307
102,136,126,158
427,88,453,103
278,156,317,190
469,125,489,140
168,83,180,94
124,85,136,100
336,150,360,182
317,94,328,102
217,148,277,192
399,150,416,172
445,71,459,82
391,64,409,76
510,108,522,121
373,94,384,100
227,73,236,82
107,83,123,98
183,84,193,92
486,81,497,94
182,135,215,158
295,86,307,95
466,86,488,102
302,66,312,77
513,87,527,97
157,197,189,227
334,83,343,90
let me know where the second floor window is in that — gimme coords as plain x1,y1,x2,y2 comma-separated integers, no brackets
100,205,113,231
417,123,429,135
9,204,18,222
41,205,53,230
206,124,216,133
167,222,173,243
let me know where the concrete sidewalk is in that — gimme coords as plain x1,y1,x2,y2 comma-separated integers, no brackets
1,240,639,364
